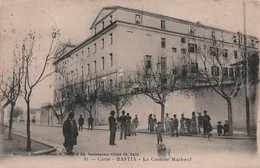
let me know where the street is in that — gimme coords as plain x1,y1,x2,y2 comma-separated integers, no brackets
11,123,256,156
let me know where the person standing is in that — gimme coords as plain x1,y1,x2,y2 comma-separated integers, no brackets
119,110,127,139
197,112,203,134
153,115,157,131
203,110,212,135
108,111,117,145
180,114,185,133
63,112,78,155
171,114,179,137
190,112,197,134
78,115,84,131
165,113,171,133
223,120,229,136
217,121,224,136
87,114,94,131
131,115,139,136
148,114,154,133
155,122,165,144
126,113,132,136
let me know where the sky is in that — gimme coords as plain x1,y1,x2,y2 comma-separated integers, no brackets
0,0,259,109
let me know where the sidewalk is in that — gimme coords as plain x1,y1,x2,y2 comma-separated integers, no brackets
30,122,256,140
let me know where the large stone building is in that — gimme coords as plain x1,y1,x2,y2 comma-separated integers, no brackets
53,6,259,129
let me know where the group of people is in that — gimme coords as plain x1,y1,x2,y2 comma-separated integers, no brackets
217,120,230,136
78,114,94,131
148,114,157,133
109,110,139,145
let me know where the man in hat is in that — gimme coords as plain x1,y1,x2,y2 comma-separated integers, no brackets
63,112,78,155
88,114,94,131
118,110,127,139
78,115,84,131
165,113,171,133
109,111,117,145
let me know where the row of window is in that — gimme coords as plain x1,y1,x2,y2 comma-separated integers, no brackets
94,15,113,35
211,66,241,77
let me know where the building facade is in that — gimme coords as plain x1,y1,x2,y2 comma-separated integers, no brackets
53,6,259,129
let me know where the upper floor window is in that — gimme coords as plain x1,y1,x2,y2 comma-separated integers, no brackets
94,60,96,73
87,47,90,56
181,48,186,54
229,68,234,77
161,38,166,48
101,57,105,70
161,20,165,29
110,33,113,44
191,62,198,73
233,36,237,43
172,48,177,53
223,49,228,58
87,64,90,75
94,43,96,53
222,67,228,77
110,15,113,24
110,53,113,67
188,43,197,53
190,26,196,36
181,37,186,43
234,50,238,59
212,31,215,39
210,47,219,56
161,57,167,72
101,38,104,49
135,14,141,24
109,79,113,87
102,21,104,30
211,66,219,76
145,55,152,69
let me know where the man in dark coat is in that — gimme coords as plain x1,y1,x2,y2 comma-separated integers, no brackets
88,114,94,131
63,112,78,155
109,111,117,145
118,110,127,139
78,115,84,131
203,110,212,135
170,114,179,137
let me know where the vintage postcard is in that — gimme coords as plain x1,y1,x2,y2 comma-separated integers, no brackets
0,0,259,168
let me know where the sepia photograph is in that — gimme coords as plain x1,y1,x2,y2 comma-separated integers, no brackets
0,0,259,168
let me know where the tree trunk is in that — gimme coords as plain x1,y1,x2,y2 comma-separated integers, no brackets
26,100,31,151
8,104,15,139
226,98,233,136
160,103,165,128
60,106,63,126
1,108,4,126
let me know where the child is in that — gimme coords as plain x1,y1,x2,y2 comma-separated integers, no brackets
217,121,224,136
156,122,165,144
223,120,229,136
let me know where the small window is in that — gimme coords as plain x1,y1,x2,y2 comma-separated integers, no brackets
212,31,215,39
102,21,104,30
172,48,177,53
188,43,197,53
223,49,228,58
161,20,165,29
109,79,113,87
110,53,113,67
161,57,167,72
233,36,237,43
110,33,113,44
181,37,186,43
145,55,152,69
94,60,96,73
101,57,105,70
94,43,96,53
81,51,84,56
234,50,238,59
211,66,219,76
161,38,166,48
101,38,104,49
87,64,90,75
235,67,240,77
210,47,219,56
135,14,141,24
181,48,186,54
190,26,196,36
110,15,113,24
229,68,234,77
87,47,90,56
94,27,96,34
222,67,228,77
191,62,198,73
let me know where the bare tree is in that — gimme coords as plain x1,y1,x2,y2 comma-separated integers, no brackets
99,73,134,118
183,39,246,136
0,48,24,139
133,55,185,128
21,30,59,151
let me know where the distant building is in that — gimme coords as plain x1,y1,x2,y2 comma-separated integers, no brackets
53,6,259,129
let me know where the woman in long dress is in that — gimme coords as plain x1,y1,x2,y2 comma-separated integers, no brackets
149,114,154,132
190,111,197,134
